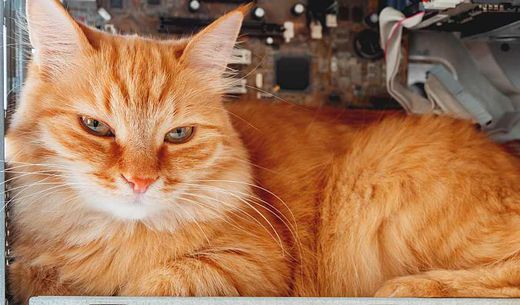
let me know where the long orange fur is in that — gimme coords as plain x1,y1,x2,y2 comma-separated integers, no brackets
7,1,520,304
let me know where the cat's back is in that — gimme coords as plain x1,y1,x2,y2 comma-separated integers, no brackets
225,102,355,157
227,101,519,175
227,101,520,216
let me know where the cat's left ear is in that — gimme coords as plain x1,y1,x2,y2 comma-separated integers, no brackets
26,0,95,76
180,4,251,75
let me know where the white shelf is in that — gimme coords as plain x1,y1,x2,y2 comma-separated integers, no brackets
28,297,520,305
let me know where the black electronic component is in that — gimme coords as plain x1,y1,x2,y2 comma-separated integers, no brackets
199,0,250,2
400,1,520,38
276,56,311,91
328,92,342,106
338,5,349,21
110,0,123,9
292,3,306,16
386,0,409,11
159,17,284,37
365,13,379,27
369,96,402,109
147,0,161,5
353,29,384,60
308,0,336,14
351,6,364,23
429,10,520,37
308,0,337,25
188,0,201,12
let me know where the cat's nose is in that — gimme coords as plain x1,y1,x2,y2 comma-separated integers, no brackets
122,175,158,193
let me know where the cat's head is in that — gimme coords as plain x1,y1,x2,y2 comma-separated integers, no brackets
7,0,252,227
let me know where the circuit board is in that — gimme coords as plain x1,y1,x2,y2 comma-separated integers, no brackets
65,0,404,109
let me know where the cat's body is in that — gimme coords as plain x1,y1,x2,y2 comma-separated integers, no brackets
230,102,520,297
7,1,520,303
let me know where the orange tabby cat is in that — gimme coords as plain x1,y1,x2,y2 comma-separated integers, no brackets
7,0,520,303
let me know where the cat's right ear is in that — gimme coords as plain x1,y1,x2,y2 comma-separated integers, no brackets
180,4,251,76
26,0,94,76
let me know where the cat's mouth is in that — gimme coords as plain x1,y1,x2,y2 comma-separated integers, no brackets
129,195,147,205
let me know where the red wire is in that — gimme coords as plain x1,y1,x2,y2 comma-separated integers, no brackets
384,11,425,60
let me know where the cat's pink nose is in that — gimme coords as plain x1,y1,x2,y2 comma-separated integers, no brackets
122,175,158,193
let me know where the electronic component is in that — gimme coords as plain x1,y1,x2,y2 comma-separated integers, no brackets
338,4,350,21
292,3,306,17
403,1,520,37
351,6,364,23
310,21,323,39
104,24,117,34
308,0,337,26
188,0,201,12
226,79,247,95
87,0,396,109
326,14,338,27
386,0,410,11
97,8,112,21
365,13,379,27
354,29,384,60
110,0,123,9
65,0,105,27
255,73,264,88
252,7,266,20
159,17,284,38
283,22,295,43
229,49,252,65
255,73,264,99
421,0,465,10
276,56,311,91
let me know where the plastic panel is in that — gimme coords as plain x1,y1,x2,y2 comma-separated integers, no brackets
1,0,7,302
27,297,520,305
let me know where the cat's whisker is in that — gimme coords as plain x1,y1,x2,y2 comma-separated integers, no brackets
211,155,278,174
185,178,305,263
198,105,262,132
190,179,297,232
178,183,302,262
3,164,66,172
4,172,95,200
0,185,69,211
3,176,63,196
176,192,285,254
177,195,256,240
5,167,74,173
3,183,84,212
243,85,295,107
176,184,286,255
176,192,256,228
0,171,76,187
4,160,75,170
234,53,266,83
171,198,212,246
5,180,93,200
3,187,83,215
179,177,306,274
179,182,297,238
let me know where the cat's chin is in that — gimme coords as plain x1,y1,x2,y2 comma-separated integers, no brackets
89,198,159,220
79,190,166,221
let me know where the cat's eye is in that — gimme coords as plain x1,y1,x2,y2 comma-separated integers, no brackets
79,116,114,137
165,126,195,144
